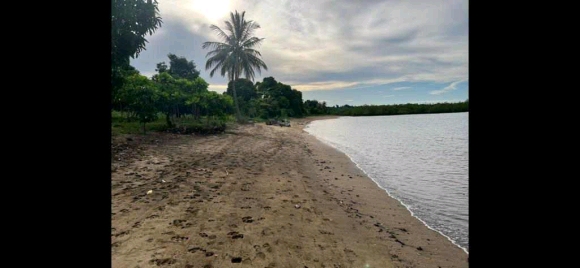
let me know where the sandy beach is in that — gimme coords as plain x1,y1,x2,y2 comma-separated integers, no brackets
111,116,468,268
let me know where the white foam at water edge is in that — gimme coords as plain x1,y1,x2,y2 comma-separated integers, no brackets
304,123,469,255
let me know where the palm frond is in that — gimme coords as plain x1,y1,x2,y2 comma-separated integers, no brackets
242,37,264,49
202,41,227,50
243,48,262,57
240,55,256,81
205,46,231,58
233,11,245,43
224,21,235,39
208,61,224,77
209,25,231,43
202,10,267,84
240,21,260,42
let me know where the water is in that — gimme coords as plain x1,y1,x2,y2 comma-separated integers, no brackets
304,112,468,253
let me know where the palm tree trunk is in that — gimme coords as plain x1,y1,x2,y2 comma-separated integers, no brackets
232,77,242,122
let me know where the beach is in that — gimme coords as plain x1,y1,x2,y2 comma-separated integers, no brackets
111,117,469,267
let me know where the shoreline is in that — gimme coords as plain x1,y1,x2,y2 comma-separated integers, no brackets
112,116,468,267
301,117,469,254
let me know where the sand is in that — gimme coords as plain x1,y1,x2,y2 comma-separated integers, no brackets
111,116,468,268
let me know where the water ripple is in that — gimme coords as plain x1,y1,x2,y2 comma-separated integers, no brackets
305,112,469,253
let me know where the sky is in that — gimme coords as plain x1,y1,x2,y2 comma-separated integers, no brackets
130,0,468,106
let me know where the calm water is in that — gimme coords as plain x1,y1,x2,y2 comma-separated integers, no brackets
304,112,468,253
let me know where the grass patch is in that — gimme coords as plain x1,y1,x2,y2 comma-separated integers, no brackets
112,111,232,136
112,112,167,135
165,120,226,135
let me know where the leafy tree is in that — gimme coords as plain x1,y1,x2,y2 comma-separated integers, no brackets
112,0,162,106
153,54,200,81
202,10,268,122
122,74,160,134
112,65,140,111
154,72,210,126
256,77,304,118
167,53,200,80
226,78,258,115
155,62,168,74
226,79,257,102
111,0,162,67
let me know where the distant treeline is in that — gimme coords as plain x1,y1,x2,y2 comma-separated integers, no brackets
302,99,469,116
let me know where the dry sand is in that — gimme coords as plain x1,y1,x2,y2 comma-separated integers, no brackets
111,116,468,268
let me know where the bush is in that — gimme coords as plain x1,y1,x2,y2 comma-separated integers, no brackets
164,119,226,135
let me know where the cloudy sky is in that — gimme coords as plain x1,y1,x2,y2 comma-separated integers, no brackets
130,0,468,106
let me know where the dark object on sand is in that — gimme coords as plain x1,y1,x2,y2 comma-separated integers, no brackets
278,119,291,127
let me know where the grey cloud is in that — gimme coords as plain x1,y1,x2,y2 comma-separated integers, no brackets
132,0,468,91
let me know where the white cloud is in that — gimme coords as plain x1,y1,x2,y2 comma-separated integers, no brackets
290,81,359,91
429,79,468,95
393,87,411,91
410,99,465,104
208,84,228,93
139,0,468,92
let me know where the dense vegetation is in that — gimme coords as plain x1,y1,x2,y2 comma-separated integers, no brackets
112,53,234,134
302,99,469,116
226,77,304,119
111,1,468,135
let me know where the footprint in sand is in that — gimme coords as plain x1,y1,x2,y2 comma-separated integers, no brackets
228,231,244,239
171,219,187,227
114,230,130,237
149,258,176,266
170,235,189,242
262,243,272,252
187,246,205,253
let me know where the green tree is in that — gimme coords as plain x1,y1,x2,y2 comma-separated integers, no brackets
112,0,162,106
111,0,162,67
226,78,257,115
167,53,201,80
226,78,257,102
202,10,268,122
122,74,160,134
112,65,140,112
153,54,200,81
256,77,304,118
155,62,168,74
154,72,210,126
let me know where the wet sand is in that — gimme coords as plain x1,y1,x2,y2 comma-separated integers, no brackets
111,116,468,267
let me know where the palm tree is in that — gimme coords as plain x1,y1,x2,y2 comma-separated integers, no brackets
202,10,268,122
